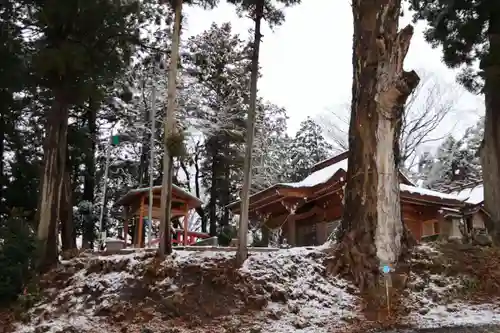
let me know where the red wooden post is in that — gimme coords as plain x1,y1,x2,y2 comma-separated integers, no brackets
123,208,129,248
183,208,190,246
138,195,145,247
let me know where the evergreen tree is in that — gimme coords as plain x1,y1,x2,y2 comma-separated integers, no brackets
228,0,301,267
185,22,251,235
252,102,291,192
417,150,434,176
425,136,464,190
289,117,333,181
0,212,37,306
422,118,483,191
459,115,484,180
0,0,31,217
23,0,145,270
409,0,500,242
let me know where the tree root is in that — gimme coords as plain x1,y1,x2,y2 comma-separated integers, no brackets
324,224,416,324
325,229,379,291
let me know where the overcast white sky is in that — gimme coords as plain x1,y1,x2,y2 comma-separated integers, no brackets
184,0,484,145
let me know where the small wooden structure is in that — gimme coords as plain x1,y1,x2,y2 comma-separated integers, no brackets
115,185,207,247
149,229,211,246
450,182,489,238
227,151,469,246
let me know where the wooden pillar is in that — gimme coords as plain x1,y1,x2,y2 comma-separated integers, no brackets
123,207,129,248
287,217,296,246
316,221,327,245
183,207,190,246
138,195,145,247
261,225,270,247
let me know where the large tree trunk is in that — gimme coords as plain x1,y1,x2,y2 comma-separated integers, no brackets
480,13,500,244
193,151,207,232
0,111,5,216
236,0,263,266
159,0,183,256
329,0,419,290
82,103,97,249
60,165,76,251
138,96,151,186
221,156,231,227
208,148,218,236
37,90,70,272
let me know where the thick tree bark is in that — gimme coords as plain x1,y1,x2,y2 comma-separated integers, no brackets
480,12,500,245
328,0,419,290
193,151,207,232
0,111,5,216
208,149,218,236
138,98,150,187
82,103,97,249
159,0,182,256
60,165,76,251
37,90,69,272
222,160,231,227
236,0,263,266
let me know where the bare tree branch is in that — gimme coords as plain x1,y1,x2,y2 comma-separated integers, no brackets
316,70,462,168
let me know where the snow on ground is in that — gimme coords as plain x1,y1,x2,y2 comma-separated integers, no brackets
240,247,358,332
13,247,360,333
412,303,500,328
10,243,500,333
405,243,500,329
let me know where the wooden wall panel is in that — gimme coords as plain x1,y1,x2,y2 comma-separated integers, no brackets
261,191,444,245
404,218,422,241
316,221,327,245
287,219,296,246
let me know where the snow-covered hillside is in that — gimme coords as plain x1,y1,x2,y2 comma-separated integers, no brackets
6,243,500,333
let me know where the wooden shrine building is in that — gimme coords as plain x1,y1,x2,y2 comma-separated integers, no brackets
115,184,205,247
449,182,490,239
227,151,470,246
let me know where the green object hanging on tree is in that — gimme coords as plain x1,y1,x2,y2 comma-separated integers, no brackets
111,135,120,145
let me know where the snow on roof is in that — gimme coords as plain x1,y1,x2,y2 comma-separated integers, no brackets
119,184,203,206
278,158,465,202
450,183,484,205
400,184,466,202
279,158,348,188
311,150,348,168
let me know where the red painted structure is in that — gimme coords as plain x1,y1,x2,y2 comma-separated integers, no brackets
150,229,210,246
115,185,205,247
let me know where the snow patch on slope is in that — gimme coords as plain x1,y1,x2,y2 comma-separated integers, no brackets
240,247,358,332
405,243,500,328
412,303,500,328
14,247,359,333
